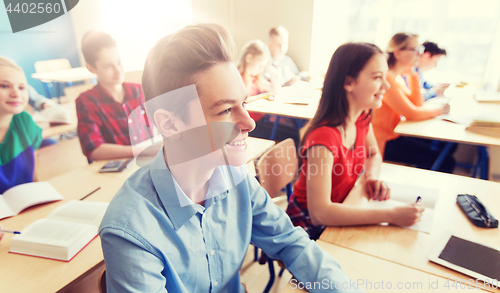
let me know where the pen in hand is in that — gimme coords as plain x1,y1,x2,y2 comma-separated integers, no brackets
0,229,21,234
414,196,422,205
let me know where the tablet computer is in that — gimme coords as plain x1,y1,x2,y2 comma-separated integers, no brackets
429,234,500,285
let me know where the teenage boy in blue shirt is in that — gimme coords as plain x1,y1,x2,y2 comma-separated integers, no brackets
99,23,362,293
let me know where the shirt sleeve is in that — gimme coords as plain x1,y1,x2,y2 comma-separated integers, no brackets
288,56,300,75
302,127,341,158
100,227,170,293
248,176,363,292
76,96,105,158
27,85,52,110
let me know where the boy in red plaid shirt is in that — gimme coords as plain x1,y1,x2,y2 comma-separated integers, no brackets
76,31,152,161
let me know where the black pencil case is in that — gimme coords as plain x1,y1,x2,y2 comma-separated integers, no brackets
457,194,498,228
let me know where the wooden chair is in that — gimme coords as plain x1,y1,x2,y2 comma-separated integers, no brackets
34,58,73,100
255,138,297,293
98,269,107,293
256,138,297,200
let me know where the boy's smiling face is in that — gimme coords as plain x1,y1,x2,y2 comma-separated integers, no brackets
157,62,256,168
86,46,125,86
0,66,28,116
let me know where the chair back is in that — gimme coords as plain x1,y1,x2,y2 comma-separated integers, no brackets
34,58,71,73
98,269,107,293
256,138,297,198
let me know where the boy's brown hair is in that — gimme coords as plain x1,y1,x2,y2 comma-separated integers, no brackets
81,30,117,66
142,23,235,103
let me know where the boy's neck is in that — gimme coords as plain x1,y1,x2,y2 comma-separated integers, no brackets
100,82,125,103
164,147,222,207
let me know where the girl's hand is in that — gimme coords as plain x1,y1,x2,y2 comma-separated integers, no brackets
366,179,390,201
389,204,425,227
441,103,451,115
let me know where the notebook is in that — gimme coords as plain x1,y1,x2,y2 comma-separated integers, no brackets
0,182,64,220
9,200,109,261
365,182,439,233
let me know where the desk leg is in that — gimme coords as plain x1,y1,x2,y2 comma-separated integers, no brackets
57,82,62,104
476,146,489,180
42,82,52,99
269,116,280,141
431,142,454,171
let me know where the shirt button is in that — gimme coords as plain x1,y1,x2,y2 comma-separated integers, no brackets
122,104,126,108
210,250,215,255
213,281,218,287
128,119,133,124
134,136,138,141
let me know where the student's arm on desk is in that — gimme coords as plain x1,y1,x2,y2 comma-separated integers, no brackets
363,125,389,201
384,83,448,120
306,146,423,227
88,144,134,161
248,177,363,293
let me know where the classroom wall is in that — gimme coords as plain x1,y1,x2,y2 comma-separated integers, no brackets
192,0,315,72
68,0,103,67
0,8,81,97
232,0,314,72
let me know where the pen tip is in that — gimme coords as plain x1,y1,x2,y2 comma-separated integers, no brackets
14,231,21,234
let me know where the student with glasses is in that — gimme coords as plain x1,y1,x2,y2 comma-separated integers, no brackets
372,33,454,173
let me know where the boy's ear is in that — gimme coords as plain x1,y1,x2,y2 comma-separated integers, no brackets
344,76,355,92
154,109,180,140
86,63,97,74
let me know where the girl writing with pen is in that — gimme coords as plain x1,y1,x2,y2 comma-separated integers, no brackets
286,43,424,240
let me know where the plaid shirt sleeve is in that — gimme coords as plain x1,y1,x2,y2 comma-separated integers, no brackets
76,94,106,159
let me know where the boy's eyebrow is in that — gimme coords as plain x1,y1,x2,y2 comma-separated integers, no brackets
210,99,236,110
210,95,248,110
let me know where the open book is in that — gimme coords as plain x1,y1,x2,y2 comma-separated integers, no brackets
32,105,72,128
365,182,439,233
9,200,109,261
0,182,64,220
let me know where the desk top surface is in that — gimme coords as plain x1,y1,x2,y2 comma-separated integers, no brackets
319,163,500,292
31,67,96,83
0,137,274,293
281,240,486,293
395,90,500,146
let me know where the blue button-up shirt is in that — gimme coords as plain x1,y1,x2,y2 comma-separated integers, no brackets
99,150,362,292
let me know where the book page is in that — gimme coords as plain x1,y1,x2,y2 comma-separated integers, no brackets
0,196,15,220
13,218,96,247
46,200,109,227
3,182,64,215
365,182,439,233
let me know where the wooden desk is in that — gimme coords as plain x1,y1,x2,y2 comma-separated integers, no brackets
319,163,500,292
245,84,320,120
0,138,275,293
394,91,500,147
40,102,78,139
282,240,484,292
31,67,96,84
